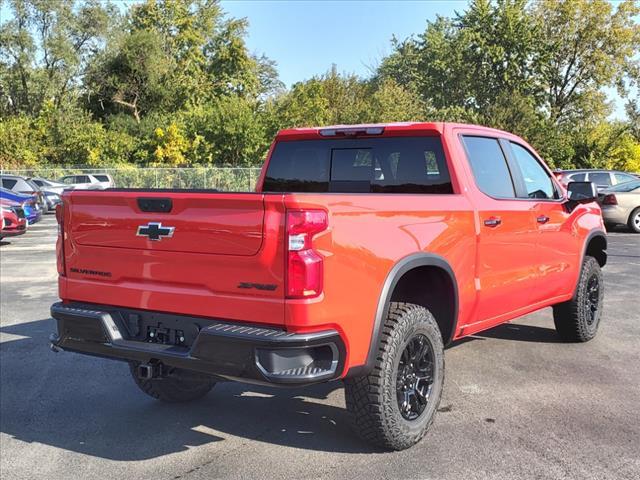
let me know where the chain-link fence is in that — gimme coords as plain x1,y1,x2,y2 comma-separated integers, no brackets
0,167,263,191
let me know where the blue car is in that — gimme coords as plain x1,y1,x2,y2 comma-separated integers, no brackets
0,187,42,224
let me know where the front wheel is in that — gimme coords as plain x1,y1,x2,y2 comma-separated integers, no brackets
344,302,444,450
552,256,604,342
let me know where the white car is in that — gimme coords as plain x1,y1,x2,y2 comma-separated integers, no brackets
29,177,70,195
59,174,106,190
92,173,116,189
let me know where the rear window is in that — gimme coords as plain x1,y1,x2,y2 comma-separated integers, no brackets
262,137,453,194
568,173,586,182
613,172,636,185
93,175,109,182
607,179,640,192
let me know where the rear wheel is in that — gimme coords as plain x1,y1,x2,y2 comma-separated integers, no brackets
628,207,640,233
552,256,604,342
128,362,216,403
344,302,444,450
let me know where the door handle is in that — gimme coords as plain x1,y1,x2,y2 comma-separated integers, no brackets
537,215,550,224
484,217,502,227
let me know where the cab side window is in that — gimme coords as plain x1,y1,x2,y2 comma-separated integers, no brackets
510,142,557,199
462,136,516,198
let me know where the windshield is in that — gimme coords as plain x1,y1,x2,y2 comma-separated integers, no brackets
25,179,41,191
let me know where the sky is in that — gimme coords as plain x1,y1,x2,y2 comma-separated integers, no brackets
219,0,464,87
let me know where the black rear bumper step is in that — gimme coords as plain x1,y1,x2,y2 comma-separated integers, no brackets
50,302,345,386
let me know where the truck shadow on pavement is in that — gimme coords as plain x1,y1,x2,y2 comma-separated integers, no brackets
0,318,376,460
0,317,562,459
473,322,562,343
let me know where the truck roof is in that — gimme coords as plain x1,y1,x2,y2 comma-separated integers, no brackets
275,122,516,141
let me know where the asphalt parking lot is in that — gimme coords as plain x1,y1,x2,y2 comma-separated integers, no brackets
1,216,639,480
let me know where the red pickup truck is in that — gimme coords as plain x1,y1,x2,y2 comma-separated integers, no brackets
50,122,606,450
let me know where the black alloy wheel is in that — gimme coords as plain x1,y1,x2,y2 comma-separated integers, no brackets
585,275,600,325
396,334,435,421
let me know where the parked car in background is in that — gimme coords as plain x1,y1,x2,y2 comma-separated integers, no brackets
42,190,62,211
58,174,106,190
598,179,640,233
0,187,42,224
0,198,28,239
92,173,116,189
554,169,638,191
1,174,48,212
29,177,70,195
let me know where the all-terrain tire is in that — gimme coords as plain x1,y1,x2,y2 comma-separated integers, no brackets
344,302,444,451
129,362,216,403
627,207,640,233
552,256,604,342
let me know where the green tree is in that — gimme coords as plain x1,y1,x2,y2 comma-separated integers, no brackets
272,66,372,129
378,0,543,112
0,114,43,167
363,78,426,123
0,0,112,115
2,0,639,173
376,0,640,169
129,0,281,104
534,0,640,124
184,95,269,167
85,29,169,122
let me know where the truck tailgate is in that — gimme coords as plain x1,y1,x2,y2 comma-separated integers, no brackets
71,192,265,255
60,191,286,325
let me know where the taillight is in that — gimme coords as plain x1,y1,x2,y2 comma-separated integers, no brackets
602,194,617,205
286,210,328,298
55,203,65,276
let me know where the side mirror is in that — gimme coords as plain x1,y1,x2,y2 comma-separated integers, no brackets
566,181,597,203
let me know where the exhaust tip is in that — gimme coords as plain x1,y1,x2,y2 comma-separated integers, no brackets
49,333,61,352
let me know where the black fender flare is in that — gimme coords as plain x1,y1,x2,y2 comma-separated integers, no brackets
571,229,607,298
581,229,607,267
345,253,459,378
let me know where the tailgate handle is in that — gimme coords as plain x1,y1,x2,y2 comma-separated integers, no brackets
137,198,173,213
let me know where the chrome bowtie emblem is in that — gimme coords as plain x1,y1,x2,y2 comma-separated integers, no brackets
136,222,175,241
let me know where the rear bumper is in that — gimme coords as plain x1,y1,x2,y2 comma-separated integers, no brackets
601,205,631,225
0,226,26,237
50,302,346,386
